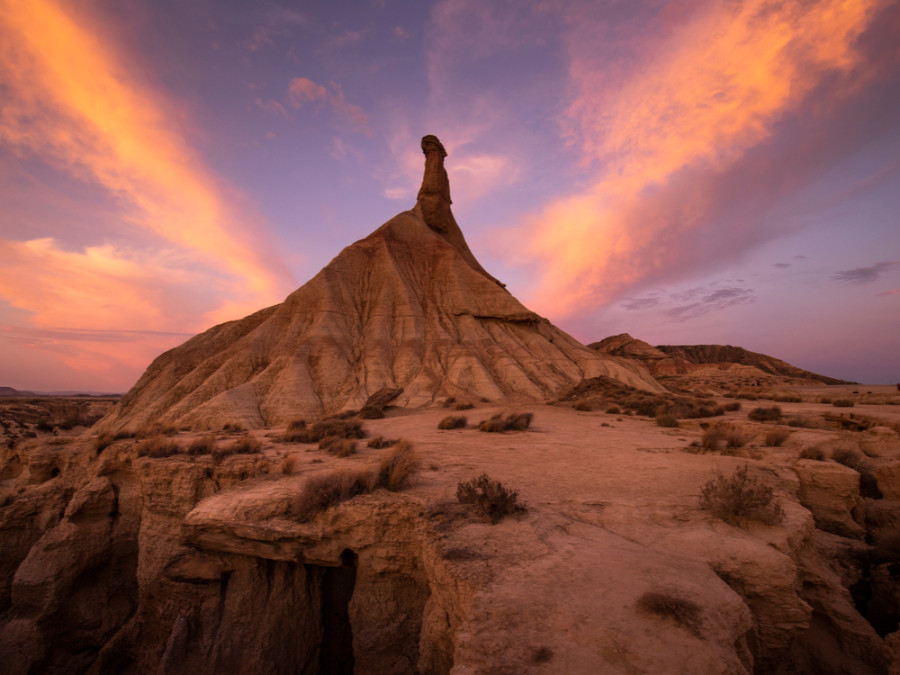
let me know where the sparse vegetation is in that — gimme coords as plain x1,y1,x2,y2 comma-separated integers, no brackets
799,446,826,461
281,456,297,475
438,416,467,430
773,394,801,403
186,434,217,456
230,433,262,454
765,428,791,447
655,414,679,428
136,436,181,458
357,405,385,419
637,591,702,636
833,399,855,408
222,422,245,433
748,406,782,422
456,474,525,523
478,412,533,432
283,418,366,443
376,440,420,491
367,436,396,449
700,426,726,452
319,436,357,457
455,402,475,410
721,402,742,412
605,405,621,415
574,401,592,412
699,465,783,526
559,376,726,420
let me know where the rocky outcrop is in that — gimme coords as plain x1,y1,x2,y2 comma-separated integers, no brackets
96,138,661,433
794,460,866,539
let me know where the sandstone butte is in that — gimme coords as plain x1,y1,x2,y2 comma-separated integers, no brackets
95,135,661,434
2,136,900,675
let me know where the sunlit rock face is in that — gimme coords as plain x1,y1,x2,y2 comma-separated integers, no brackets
96,136,661,432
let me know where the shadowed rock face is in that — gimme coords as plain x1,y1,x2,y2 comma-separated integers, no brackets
96,136,662,431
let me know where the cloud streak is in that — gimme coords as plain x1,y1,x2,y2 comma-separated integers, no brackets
832,261,897,284
525,0,891,316
288,76,371,133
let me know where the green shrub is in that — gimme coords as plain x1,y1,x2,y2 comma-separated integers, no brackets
438,416,467,430
699,465,783,526
748,406,782,422
457,474,525,523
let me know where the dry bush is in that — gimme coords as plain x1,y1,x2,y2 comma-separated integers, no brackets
700,427,726,452
456,474,525,523
357,405,385,419
748,406,782,422
725,430,748,450
455,402,475,410
531,647,554,664
765,428,791,447
187,434,217,456
231,433,262,454
438,416,467,430
721,402,742,412
442,397,457,407
832,447,882,499
773,394,801,403
637,591,702,635
283,418,366,443
799,446,826,461
367,436,396,449
819,396,833,404
319,437,357,457
281,455,297,475
786,416,818,429
605,405,621,415
222,422,245,433
136,436,181,458
699,465,783,526
136,423,178,439
478,412,533,433
833,399,855,408
574,401,592,412
656,414,679,428
376,440,420,491
291,470,374,521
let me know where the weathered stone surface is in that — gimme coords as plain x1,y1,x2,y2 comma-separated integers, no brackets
95,137,661,433
794,459,866,539
877,462,900,501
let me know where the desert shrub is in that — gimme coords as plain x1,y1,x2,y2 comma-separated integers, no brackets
281,456,297,475
773,394,801,403
231,433,262,454
819,396,833,404
699,465,783,526
137,436,181,458
438,416,467,430
605,405,621,415
357,405,385,419
442,397,457,407
574,401,592,412
700,427,726,452
284,418,366,443
833,399,855,408
456,474,525,523
721,402,742,412
478,412,533,433
222,422,245,433
319,437,357,457
455,402,475,410
748,406,782,422
367,436,396,449
637,591,701,635
787,416,817,428
799,446,826,461
187,434,217,456
765,428,791,447
656,414,680,428
376,440,420,491
94,432,115,454
531,647,554,664
832,447,882,499
725,430,748,450
291,470,375,521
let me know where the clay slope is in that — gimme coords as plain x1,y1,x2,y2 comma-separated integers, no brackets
99,138,660,432
591,334,849,385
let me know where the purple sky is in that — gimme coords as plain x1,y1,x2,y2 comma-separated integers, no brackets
1,0,899,391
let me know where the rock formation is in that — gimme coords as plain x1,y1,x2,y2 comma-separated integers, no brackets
97,138,661,432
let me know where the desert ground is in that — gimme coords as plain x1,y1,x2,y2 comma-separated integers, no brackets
2,385,900,673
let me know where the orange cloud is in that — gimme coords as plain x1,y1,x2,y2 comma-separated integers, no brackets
288,76,370,133
527,0,886,316
0,0,291,308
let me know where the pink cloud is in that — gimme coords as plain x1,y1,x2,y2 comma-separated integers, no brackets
287,76,370,133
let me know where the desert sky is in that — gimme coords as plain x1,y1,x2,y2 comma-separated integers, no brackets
1,0,898,391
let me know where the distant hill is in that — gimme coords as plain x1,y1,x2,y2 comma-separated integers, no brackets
589,334,853,386
0,386,37,397
0,387,121,398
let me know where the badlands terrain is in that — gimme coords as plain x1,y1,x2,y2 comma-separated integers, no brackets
2,136,899,673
